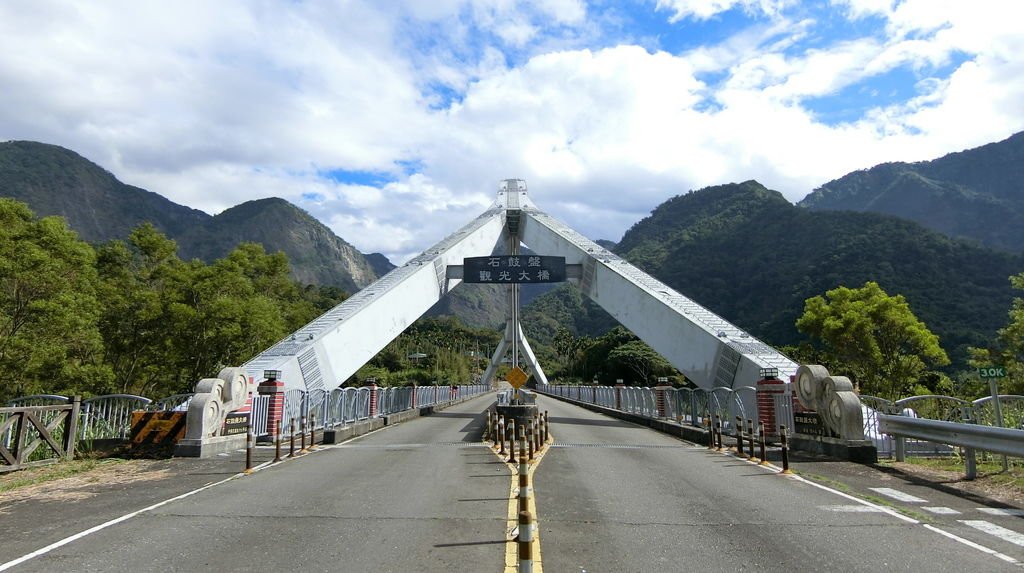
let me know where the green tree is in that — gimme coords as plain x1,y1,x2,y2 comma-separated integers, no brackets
969,271,1024,395
95,225,183,396
607,340,673,386
796,281,949,399
0,199,112,402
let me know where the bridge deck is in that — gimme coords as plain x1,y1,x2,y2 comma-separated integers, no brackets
1,394,1022,572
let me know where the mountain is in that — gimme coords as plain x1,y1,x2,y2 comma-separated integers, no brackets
0,140,379,291
0,141,208,243
800,131,1024,252
364,252,396,277
175,198,378,292
527,180,1023,368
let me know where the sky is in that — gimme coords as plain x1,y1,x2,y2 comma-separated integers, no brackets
1,1,1022,264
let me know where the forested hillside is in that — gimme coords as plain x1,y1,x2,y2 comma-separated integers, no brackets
801,131,1024,251
525,181,1023,371
0,141,381,290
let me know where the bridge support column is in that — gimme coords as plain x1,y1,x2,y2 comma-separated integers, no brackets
654,385,671,418
258,376,286,441
756,375,785,440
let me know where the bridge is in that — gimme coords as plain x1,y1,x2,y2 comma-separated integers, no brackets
2,181,1023,571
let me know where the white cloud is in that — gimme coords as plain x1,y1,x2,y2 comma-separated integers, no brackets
656,0,795,22
1,0,1023,265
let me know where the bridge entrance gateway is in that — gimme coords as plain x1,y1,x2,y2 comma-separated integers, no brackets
243,178,797,394
184,179,804,443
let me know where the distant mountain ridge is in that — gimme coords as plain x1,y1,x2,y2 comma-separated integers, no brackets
0,140,382,291
0,141,208,243
800,131,1024,252
525,180,1023,370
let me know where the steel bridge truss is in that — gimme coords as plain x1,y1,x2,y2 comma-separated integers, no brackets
242,179,796,394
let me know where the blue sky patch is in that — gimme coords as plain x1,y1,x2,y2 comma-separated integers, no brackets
319,168,398,187
803,51,970,125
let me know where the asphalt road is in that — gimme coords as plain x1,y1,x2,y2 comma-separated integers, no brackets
534,394,1021,573
4,392,1024,572
2,394,509,573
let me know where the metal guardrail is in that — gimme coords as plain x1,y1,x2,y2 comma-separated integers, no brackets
861,394,1024,458
6,384,491,445
540,385,757,433
877,414,1024,479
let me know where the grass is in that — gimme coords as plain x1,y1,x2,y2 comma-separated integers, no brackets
794,469,933,522
895,456,1024,490
0,457,127,494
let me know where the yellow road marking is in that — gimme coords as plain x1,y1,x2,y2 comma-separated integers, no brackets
492,433,553,573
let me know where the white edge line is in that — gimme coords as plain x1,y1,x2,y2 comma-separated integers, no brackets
923,524,1021,566
0,458,281,572
0,404,435,570
732,452,1022,567
0,473,236,571
789,474,920,524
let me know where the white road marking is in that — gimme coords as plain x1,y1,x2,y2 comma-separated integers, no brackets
924,507,961,515
979,508,1024,517
961,520,1024,547
0,461,273,573
819,505,884,513
923,524,1020,565
869,487,928,503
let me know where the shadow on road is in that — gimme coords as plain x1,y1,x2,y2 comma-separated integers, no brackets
547,416,634,428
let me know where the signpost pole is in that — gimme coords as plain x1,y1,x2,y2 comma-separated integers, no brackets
989,379,1008,471
980,367,1008,472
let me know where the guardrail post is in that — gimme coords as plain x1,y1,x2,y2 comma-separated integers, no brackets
747,419,756,460
758,421,767,465
527,420,535,461
895,435,906,462
65,396,81,461
300,416,307,453
498,416,507,455
369,383,379,418
484,410,492,441
508,419,518,464
289,420,296,458
705,417,714,449
518,510,534,573
735,416,747,457
535,413,542,449
965,447,977,480
273,421,282,463
714,415,723,451
780,425,792,474
543,411,549,443
519,456,530,513
244,423,254,475
518,424,526,466
309,412,316,450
